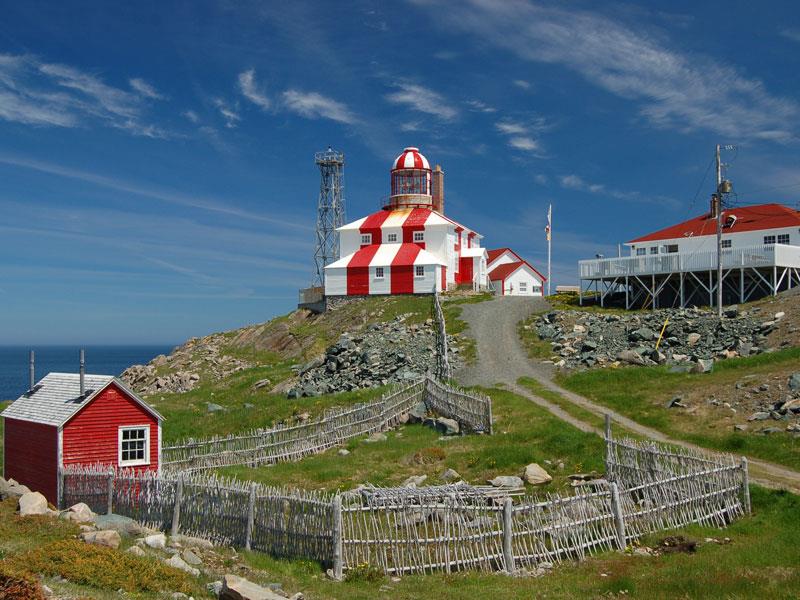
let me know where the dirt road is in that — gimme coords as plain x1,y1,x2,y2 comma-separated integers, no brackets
454,296,800,493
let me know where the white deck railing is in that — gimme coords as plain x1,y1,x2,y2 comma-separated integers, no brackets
579,244,800,279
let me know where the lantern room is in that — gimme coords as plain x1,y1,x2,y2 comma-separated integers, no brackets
388,147,434,210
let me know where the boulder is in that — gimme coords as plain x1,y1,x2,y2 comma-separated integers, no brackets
165,554,200,576
686,333,702,346
126,545,146,557
170,534,214,549
402,475,427,488
0,478,31,500
616,350,645,366
337,449,350,456
691,359,714,374
182,548,203,566
408,401,428,423
523,463,552,485
364,432,387,443
748,412,770,421
60,502,96,523
435,417,460,436
440,468,461,483
207,402,226,413
18,491,49,516
220,574,287,600
488,476,524,488
788,373,800,392
81,530,121,549
94,513,149,536
144,533,167,549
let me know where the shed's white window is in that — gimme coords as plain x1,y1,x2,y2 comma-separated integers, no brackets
119,426,150,466
413,231,425,242
387,233,398,243
519,282,528,293
375,267,385,279
361,233,372,245
415,265,425,277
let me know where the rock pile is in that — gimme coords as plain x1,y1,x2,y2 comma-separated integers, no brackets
286,315,459,398
122,333,252,395
534,306,781,370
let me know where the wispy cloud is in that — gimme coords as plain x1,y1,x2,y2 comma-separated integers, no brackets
558,173,677,206
385,82,458,121
237,69,271,110
780,28,800,43
0,154,312,230
465,99,496,113
182,109,200,123
513,79,531,90
495,118,548,154
213,98,241,128
416,0,799,141
0,53,168,137
281,89,356,124
129,77,164,100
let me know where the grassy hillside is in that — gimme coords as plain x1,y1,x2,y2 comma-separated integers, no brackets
559,347,800,470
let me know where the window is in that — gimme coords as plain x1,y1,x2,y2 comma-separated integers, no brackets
119,426,149,466
764,235,776,245
415,265,425,278
636,248,646,256
721,239,732,248
649,246,658,255
361,233,372,245
413,231,425,243
375,267,384,279
519,282,528,293
665,245,679,253
778,234,790,245
387,233,397,243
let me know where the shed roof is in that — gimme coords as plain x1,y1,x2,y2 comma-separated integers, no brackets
488,260,546,283
1,373,163,428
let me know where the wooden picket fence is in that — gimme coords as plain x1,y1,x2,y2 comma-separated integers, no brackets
60,417,751,578
161,376,492,473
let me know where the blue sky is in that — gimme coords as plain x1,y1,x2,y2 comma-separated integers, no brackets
1,1,799,344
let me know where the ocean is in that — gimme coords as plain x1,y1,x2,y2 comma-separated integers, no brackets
0,345,174,401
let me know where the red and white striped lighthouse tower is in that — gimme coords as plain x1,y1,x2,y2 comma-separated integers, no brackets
388,147,433,210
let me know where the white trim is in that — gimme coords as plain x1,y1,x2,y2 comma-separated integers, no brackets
360,233,372,245
386,233,398,243
57,427,63,508
414,265,425,278
157,423,162,476
118,425,150,467
375,266,385,279
413,231,425,242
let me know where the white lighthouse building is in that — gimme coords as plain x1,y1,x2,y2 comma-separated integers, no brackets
324,147,489,296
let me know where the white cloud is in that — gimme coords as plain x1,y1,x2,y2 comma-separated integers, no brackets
182,110,200,123
513,79,531,89
0,53,168,137
281,89,356,124
213,98,241,128
534,173,548,185
780,28,800,43
129,77,164,100
237,69,271,110
508,136,539,151
385,82,458,121
416,1,799,141
558,173,678,205
496,121,528,135
466,99,496,113
495,119,547,153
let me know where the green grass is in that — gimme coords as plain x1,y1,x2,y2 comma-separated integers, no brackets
237,485,800,599
559,346,800,470
517,377,608,431
518,317,556,360
220,387,605,492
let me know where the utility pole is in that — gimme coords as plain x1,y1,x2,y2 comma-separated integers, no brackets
715,144,723,319
546,203,552,296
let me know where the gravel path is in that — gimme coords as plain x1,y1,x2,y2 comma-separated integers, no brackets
454,296,800,494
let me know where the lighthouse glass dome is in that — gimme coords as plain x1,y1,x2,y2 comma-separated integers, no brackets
389,147,432,208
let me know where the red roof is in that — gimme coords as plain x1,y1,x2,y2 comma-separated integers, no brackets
628,203,800,244
488,260,547,282
487,247,518,264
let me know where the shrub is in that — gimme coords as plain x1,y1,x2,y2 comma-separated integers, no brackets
9,539,194,594
413,446,446,464
345,562,384,582
0,563,46,600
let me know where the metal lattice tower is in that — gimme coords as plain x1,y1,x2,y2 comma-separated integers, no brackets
312,147,346,287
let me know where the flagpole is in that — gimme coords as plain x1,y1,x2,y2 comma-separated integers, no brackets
547,203,552,297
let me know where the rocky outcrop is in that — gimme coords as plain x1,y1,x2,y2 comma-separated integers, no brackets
534,306,779,370
286,315,459,398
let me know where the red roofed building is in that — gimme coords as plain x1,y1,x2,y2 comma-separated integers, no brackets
579,201,800,309
487,248,546,296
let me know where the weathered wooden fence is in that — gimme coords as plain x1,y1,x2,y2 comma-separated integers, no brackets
61,417,751,578
161,376,492,472
432,293,450,381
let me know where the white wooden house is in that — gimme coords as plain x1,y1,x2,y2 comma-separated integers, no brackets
487,248,546,296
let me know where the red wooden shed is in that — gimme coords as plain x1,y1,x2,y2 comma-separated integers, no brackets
1,372,163,506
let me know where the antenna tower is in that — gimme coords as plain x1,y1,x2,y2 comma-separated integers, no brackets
313,147,346,287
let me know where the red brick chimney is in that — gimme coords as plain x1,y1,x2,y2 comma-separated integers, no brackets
432,165,444,213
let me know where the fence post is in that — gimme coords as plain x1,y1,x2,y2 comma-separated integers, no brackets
171,476,184,537
332,494,343,581
245,482,257,551
740,457,751,514
604,413,613,481
106,469,114,515
487,393,494,435
502,497,516,573
609,482,627,551
58,467,64,510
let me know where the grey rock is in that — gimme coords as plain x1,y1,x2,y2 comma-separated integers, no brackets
364,432,387,443
440,468,461,482
144,533,167,549
0,478,31,500
81,530,121,549
488,476,524,488
748,412,770,421
60,502,96,523
182,548,203,565
435,417,460,436
402,475,427,488
788,373,800,392
207,402,226,413
94,513,148,536
523,463,552,485
19,491,50,516
691,359,714,374
617,350,645,366
126,545,146,556
408,401,428,423
165,554,200,576
337,448,350,456
221,574,287,600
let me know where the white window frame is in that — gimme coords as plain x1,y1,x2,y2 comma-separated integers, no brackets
375,267,385,279
649,246,658,255
519,282,528,293
777,234,790,245
118,425,150,467
636,248,646,256
387,233,398,243
764,235,776,245
414,265,425,278
361,233,372,245
413,231,425,243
